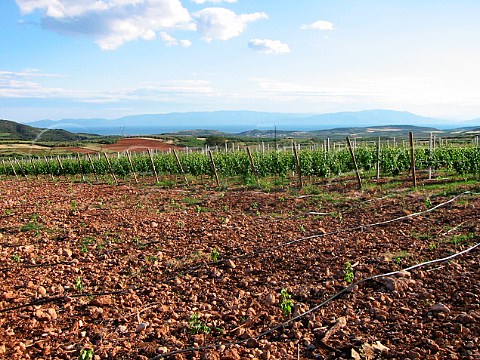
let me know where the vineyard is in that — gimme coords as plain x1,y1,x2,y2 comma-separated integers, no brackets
1,139,480,187
0,136,479,359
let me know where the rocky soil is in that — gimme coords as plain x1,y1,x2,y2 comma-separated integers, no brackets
0,177,479,359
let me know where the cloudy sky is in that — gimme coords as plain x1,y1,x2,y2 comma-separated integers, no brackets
1,0,480,122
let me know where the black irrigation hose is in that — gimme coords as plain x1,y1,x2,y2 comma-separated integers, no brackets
0,288,131,313
150,241,480,360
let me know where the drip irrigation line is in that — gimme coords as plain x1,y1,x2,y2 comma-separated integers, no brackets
150,241,480,360
0,288,130,313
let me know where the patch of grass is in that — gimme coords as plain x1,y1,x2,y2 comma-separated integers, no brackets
182,197,202,206
20,213,43,236
446,232,476,246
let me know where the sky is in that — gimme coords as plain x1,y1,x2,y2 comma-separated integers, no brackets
1,0,480,123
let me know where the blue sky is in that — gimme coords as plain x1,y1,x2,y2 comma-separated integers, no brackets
1,0,480,123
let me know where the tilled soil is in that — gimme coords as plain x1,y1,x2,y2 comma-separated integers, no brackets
0,178,479,359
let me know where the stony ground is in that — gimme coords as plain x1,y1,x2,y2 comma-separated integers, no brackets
0,176,479,359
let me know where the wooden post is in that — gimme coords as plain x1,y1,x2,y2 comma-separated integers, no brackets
246,147,259,187
428,132,433,180
56,155,65,177
103,152,118,185
15,158,27,179
173,149,189,187
148,149,159,183
126,151,138,184
292,141,303,188
376,137,381,180
87,154,99,182
208,150,220,187
9,159,19,179
409,132,417,188
346,137,362,190
76,153,86,183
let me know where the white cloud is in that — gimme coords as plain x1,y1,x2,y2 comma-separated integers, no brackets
192,0,237,3
0,69,65,98
15,0,193,50
300,20,334,31
248,39,290,55
159,31,192,47
193,7,268,42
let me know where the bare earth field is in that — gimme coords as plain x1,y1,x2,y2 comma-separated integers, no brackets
59,138,184,155
0,178,479,359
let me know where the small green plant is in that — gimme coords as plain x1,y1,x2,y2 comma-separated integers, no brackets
393,250,409,265
428,242,437,251
176,220,185,228
78,348,94,360
424,197,432,209
20,214,43,236
344,262,355,284
11,253,21,262
188,313,211,334
70,200,77,210
280,288,294,317
211,248,220,261
74,276,84,292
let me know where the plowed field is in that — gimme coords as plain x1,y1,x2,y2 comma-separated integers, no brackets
0,178,479,359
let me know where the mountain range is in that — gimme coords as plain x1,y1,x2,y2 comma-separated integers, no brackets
25,109,480,136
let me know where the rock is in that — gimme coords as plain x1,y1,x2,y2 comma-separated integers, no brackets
323,316,346,342
264,293,276,305
245,338,259,348
426,339,440,352
372,341,389,352
431,303,450,313
62,248,73,258
374,310,389,321
454,313,474,324
396,270,411,278
37,286,47,296
136,322,149,332
157,346,168,354
351,348,361,360
47,308,57,320
89,296,113,307
407,350,421,359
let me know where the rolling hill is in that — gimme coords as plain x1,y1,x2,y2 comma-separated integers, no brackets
0,119,93,142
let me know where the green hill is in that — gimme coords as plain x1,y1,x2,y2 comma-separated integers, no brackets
0,119,92,142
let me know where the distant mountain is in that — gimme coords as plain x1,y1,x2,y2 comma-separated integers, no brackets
0,119,92,142
25,109,478,136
